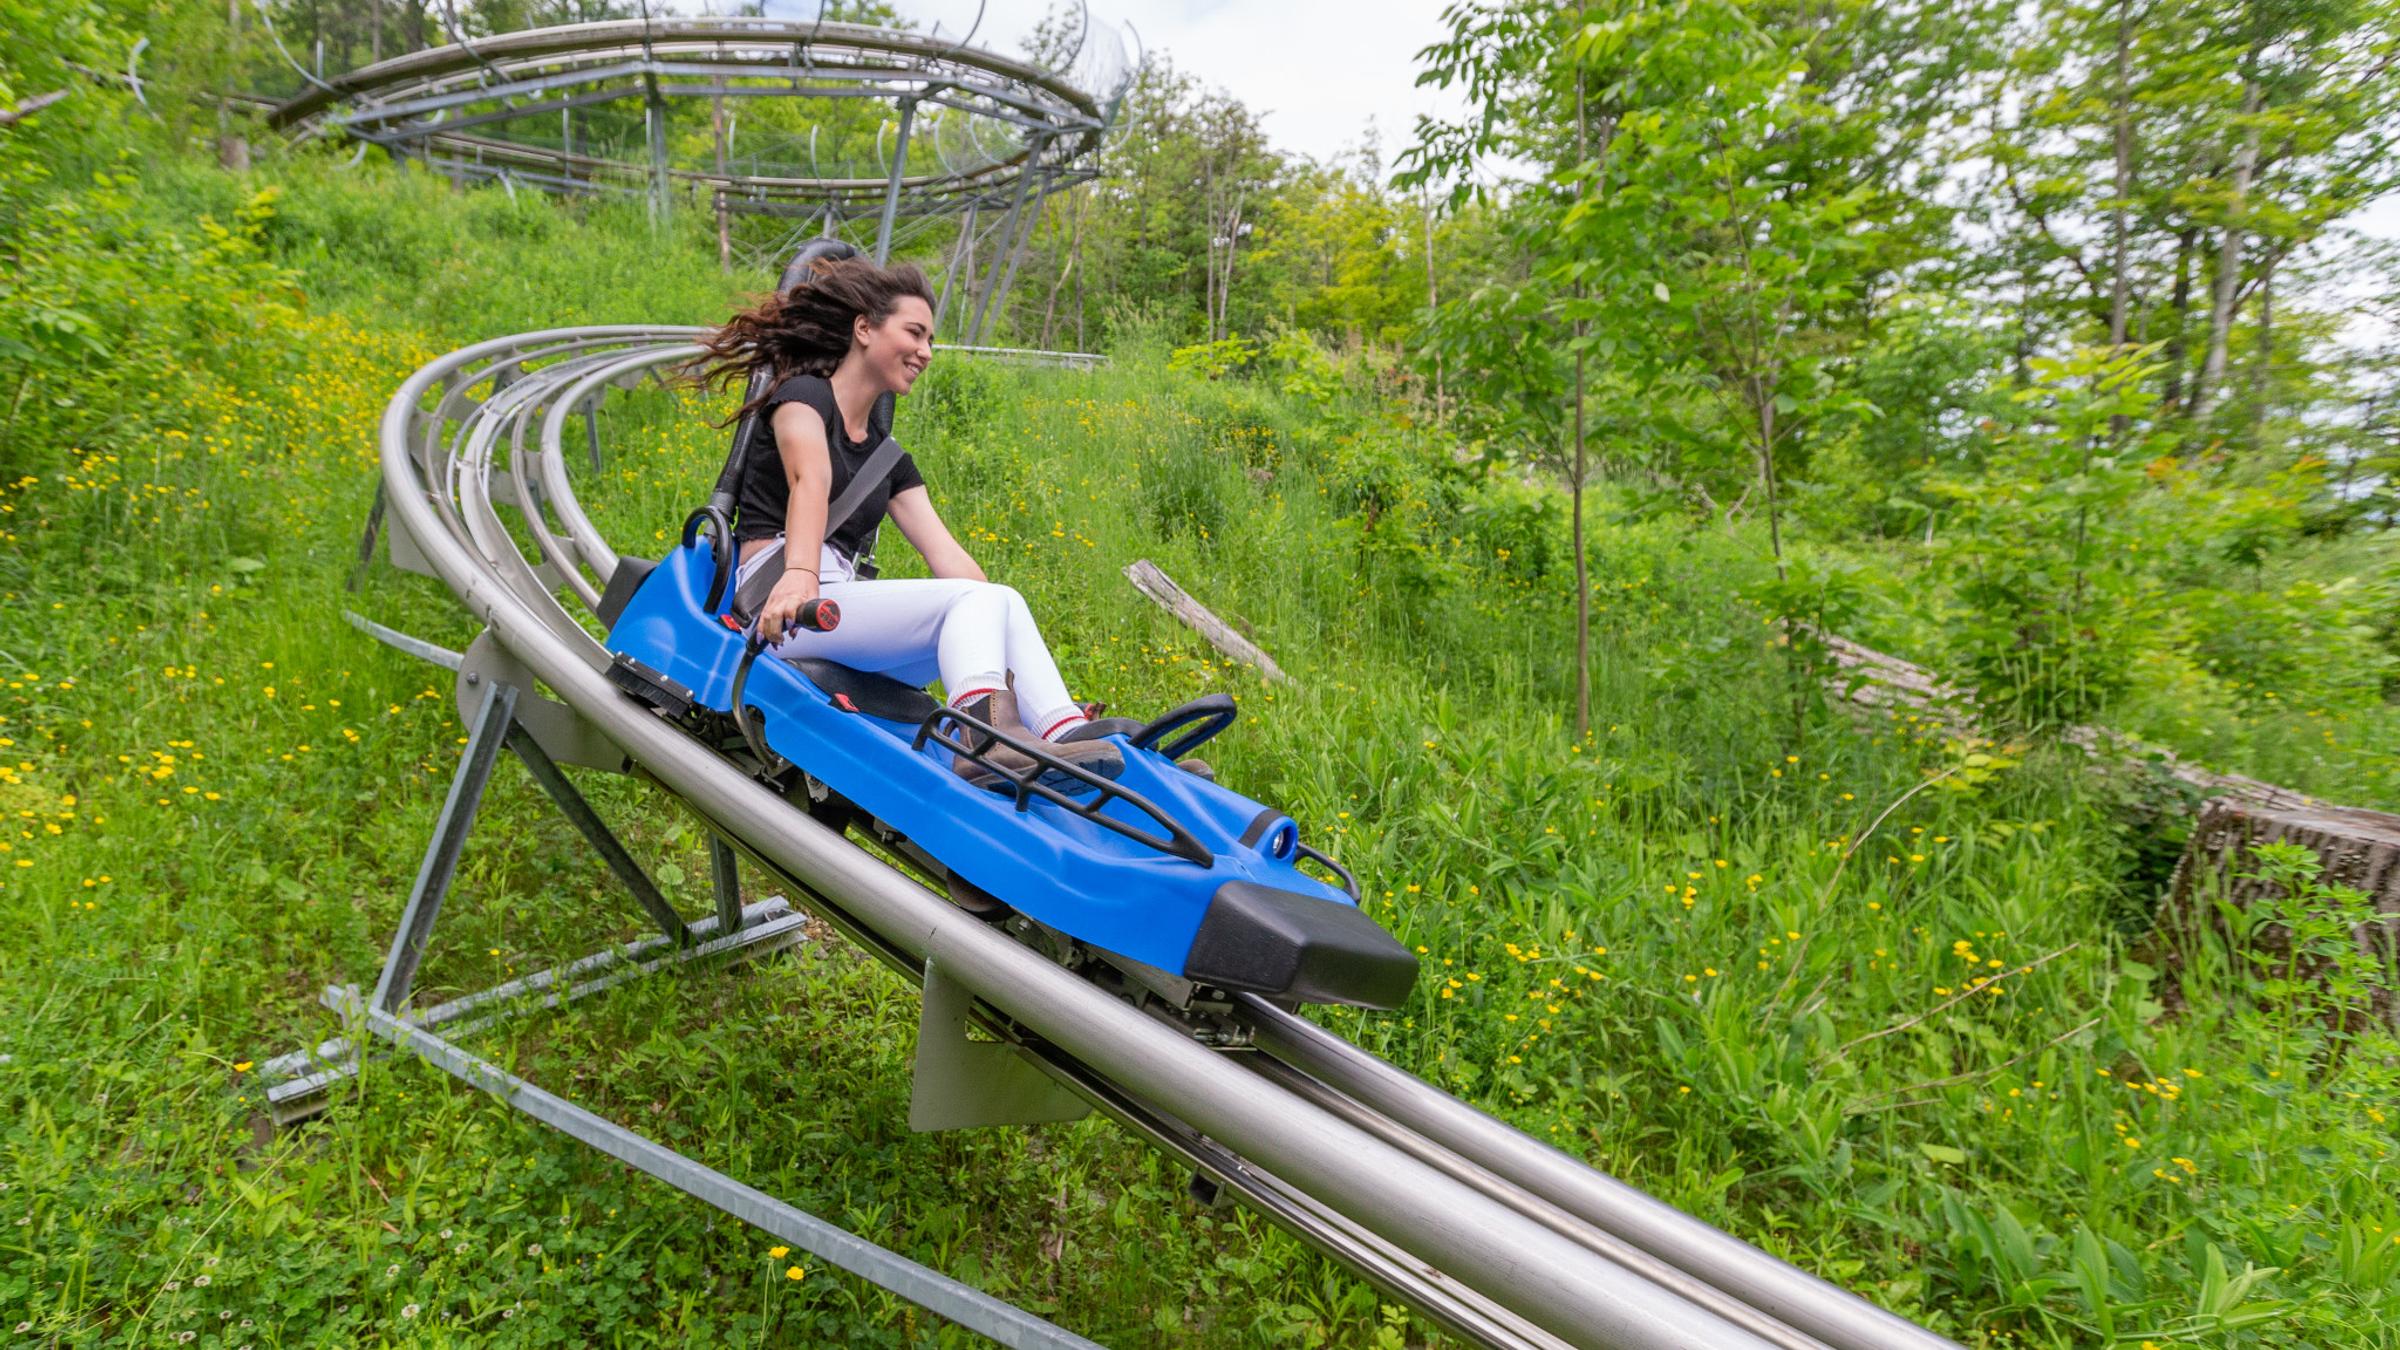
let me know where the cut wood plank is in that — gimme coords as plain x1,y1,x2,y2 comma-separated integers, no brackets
1122,559,1289,685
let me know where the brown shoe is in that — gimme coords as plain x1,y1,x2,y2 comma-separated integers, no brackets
1058,715,1144,743
944,870,1010,918
948,690,1123,792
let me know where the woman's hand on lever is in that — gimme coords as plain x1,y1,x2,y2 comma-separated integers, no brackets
757,568,819,642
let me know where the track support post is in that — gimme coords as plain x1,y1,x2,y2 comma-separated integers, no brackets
710,835,744,935
372,679,518,1014
909,957,1090,1131
260,671,809,1124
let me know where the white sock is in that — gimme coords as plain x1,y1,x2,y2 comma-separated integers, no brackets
1033,707,1089,741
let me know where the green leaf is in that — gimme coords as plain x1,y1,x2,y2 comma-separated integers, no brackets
1919,1142,1967,1165
2072,1226,2115,1337
1651,281,1671,303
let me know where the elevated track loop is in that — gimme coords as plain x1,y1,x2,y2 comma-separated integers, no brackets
365,325,1958,1350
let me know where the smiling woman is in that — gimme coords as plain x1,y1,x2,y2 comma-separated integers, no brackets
683,249,1130,790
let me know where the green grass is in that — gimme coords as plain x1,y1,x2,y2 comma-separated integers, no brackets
1,144,2396,1347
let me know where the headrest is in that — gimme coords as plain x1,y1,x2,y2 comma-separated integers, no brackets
778,238,860,293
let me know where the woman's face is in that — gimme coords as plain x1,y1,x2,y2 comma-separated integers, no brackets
854,296,935,396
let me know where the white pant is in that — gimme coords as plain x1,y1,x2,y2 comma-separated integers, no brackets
734,539,1084,736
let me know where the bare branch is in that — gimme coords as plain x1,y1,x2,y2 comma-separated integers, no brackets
0,88,73,128
1817,942,2084,1069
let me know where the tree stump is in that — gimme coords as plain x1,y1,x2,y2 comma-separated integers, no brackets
2152,796,2400,1025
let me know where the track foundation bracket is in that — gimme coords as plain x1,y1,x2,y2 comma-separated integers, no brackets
459,630,628,772
910,957,1090,1132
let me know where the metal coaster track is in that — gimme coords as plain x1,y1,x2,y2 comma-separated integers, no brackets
257,15,1129,343
263,17,1119,211
358,325,1959,1350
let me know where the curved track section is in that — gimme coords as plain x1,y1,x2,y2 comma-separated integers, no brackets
267,18,1126,213
372,327,1959,1350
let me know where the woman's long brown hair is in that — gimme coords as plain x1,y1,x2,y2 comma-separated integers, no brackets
686,256,935,424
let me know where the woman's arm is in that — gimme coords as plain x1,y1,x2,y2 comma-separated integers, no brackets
885,485,985,582
759,402,832,638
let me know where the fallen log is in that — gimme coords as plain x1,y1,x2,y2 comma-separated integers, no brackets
1122,558,1290,685
1814,630,2304,809
1813,630,2398,1019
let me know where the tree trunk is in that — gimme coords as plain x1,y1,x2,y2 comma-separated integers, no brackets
1039,191,1081,350
2162,228,2196,412
1758,393,1787,585
1572,71,1590,743
2247,250,2278,450
1424,192,1443,420
2014,273,2035,388
2193,76,2263,420
1217,194,1245,342
2108,0,2134,352
1200,156,1217,339
2343,398,2369,504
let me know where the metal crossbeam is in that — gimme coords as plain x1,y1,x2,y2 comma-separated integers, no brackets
335,992,1103,1350
260,897,804,1125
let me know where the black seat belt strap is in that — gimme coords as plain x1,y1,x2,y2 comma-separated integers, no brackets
728,434,909,626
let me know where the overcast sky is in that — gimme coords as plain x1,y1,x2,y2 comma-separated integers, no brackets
880,0,1474,170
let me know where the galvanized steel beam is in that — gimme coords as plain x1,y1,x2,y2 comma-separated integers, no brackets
337,992,1104,1349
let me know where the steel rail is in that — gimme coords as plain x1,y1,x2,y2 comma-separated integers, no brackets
340,51,1099,138
691,824,1572,1350
260,15,1124,234
494,345,1834,1350
504,351,1949,1350
345,69,1088,162
407,139,1043,211
491,330,1939,1350
535,339,704,588
270,17,1100,128
388,328,1766,1346
376,325,1953,1349
1233,1002,1956,1350
371,121,1027,192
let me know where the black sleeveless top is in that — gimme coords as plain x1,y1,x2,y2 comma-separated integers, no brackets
731,374,923,560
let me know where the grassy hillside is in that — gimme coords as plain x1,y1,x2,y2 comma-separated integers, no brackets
2,143,2395,1347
